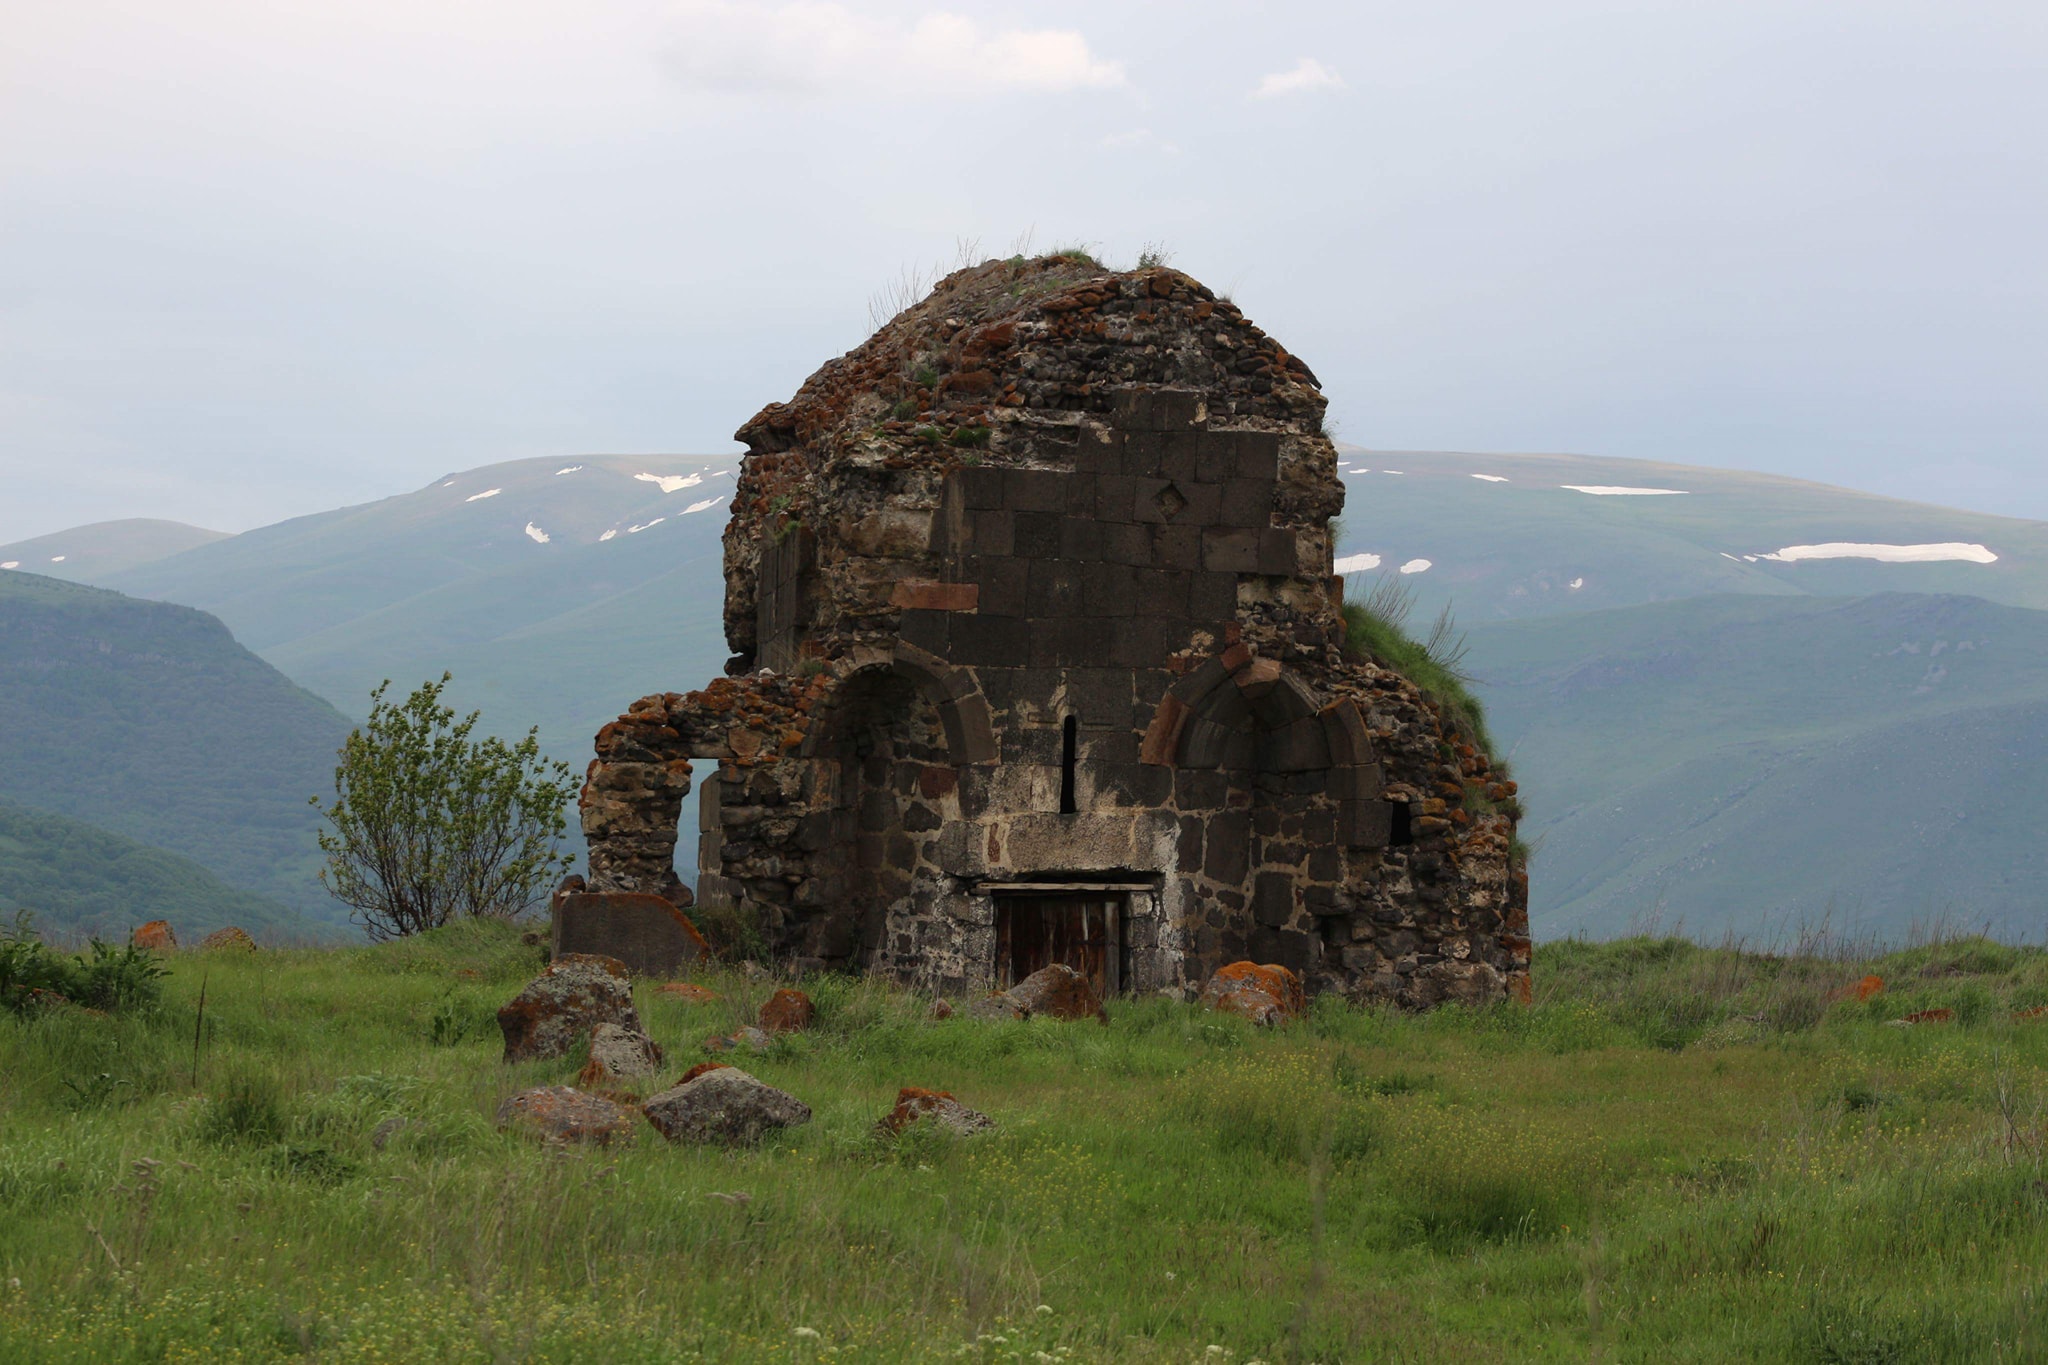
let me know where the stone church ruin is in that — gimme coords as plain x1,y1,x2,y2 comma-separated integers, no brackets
577,255,1529,1007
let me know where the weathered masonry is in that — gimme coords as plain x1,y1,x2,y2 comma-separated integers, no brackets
579,256,1530,1007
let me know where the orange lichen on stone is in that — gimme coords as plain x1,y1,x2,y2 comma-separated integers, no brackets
131,920,176,951
1840,975,1884,1002
659,982,721,1004
877,1086,994,1137
1203,962,1306,1020
197,926,255,953
677,1061,730,1085
758,987,816,1033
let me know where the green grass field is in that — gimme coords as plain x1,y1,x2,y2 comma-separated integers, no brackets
3,924,2046,1362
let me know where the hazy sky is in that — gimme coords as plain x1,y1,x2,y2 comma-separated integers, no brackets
3,1,2044,542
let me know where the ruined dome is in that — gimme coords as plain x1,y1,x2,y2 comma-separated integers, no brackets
720,256,1341,665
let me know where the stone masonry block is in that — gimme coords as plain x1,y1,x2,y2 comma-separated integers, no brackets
1202,528,1261,573
890,581,980,611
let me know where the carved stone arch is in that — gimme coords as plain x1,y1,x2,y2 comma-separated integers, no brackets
1139,649,1389,847
800,641,995,767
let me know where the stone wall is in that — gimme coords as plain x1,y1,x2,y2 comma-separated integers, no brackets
580,256,1530,1007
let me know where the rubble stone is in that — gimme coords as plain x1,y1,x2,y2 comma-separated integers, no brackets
496,1086,637,1146
641,1067,811,1146
497,954,645,1063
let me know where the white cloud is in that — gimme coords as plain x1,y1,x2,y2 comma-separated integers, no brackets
1102,128,1180,155
664,3,1124,98
1399,558,1431,574
1253,57,1342,100
1333,552,1381,574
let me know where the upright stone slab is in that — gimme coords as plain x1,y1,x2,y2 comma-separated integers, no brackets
551,891,709,978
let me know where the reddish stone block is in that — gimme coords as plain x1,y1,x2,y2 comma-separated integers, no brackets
889,580,980,612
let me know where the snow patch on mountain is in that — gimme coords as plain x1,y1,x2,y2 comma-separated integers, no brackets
636,472,702,494
524,523,550,544
1760,542,1998,565
1471,474,1509,483
1563,485,1688,496
555,465,584,476
683,498,724,515
465,489,501,502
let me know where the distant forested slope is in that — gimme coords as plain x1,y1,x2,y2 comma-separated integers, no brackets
0,799,302,942
0,571,352,924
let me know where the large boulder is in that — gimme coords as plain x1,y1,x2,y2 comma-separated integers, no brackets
577,1021,664,1088
876,1087,994,1138
758,987,814,1033
1199,961,1305,1026
641,1067,811,1146
496,1086,637,1146
498,954,645,1063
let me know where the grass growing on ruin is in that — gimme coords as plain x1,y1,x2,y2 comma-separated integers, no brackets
1340,585,1496,761
3,921,2047,1361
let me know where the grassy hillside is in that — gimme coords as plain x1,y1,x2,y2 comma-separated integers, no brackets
0,519,229,584
0,800,302,943
2,926,2045,1360
0,571,353,923
1466,592,2048,941
106,456,740,874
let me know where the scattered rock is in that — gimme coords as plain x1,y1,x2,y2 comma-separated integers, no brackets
677,1061,730,1085
1831,974,1884,1003
1899,1007,1955,1025
1006,964,1107,1022
929,998,954,1021
496,1086,637,1146
877,1087,994,1138
965,992,1028,1021
497,954,645,1064
703,1025,774,1054
577,1022,664,1088
641,1067,811,1146
658,982,720,1004
131,921,176,952
1199,962,1304,1026
759,987,815,1033
197,926,255,953
2016,1004,2048,1022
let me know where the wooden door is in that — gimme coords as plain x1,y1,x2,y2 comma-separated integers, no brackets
995,894,1123,997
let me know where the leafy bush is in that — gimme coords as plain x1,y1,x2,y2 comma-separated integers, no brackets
0,911,165,1015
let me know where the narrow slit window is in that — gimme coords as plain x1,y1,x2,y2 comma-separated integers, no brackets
1059,715,1079,814
1388,799,1414,847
